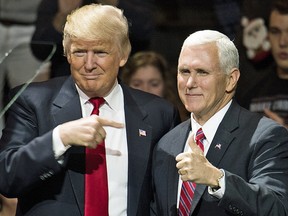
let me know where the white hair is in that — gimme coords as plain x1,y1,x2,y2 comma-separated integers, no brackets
182,30,239,74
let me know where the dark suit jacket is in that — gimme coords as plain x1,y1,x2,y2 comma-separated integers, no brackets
0,76,180,216
151,100,288,216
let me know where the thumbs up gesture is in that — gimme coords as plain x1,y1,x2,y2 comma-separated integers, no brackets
175,133,222,188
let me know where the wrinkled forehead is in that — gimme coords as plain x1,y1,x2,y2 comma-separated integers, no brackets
178,43,221,69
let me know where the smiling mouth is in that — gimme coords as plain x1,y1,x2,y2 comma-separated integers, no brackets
185,93,202,97
83,74,103,79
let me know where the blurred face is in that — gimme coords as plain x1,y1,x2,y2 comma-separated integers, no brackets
269,10,288,75
129,65,165,97
177,42,239,124
67,39,127,97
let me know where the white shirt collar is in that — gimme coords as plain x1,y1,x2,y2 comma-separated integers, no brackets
191,100,232,145
75,81,122,112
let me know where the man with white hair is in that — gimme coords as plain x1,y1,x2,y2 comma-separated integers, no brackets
151,29,288,216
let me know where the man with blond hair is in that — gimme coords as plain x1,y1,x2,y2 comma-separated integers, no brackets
0,4,180,216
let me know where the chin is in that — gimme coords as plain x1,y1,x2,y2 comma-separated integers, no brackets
185,105,194,113
277,62,288,70
186,103,203,113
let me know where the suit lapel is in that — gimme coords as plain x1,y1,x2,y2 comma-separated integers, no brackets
121,85,154,216
168,121,191,215
206,101,240,165
191,101,240,214
52,76,85,215
52,76,82,124
190,129,234,213
172,121,208,215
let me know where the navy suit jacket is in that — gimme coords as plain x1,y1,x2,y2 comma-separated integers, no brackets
0,76,180,216
151,100,288,216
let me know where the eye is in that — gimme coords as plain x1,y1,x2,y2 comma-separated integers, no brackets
130,80,142,88
72,50,86,57
196,69,209,76
178,68,190,76
150,80,161,88
95,51,108,57
269,27,281,35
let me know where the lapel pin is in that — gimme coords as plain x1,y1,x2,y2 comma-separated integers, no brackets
215,143,222,150
138,129,147,137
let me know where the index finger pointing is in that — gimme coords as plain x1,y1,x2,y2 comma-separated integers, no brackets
97,117,124,128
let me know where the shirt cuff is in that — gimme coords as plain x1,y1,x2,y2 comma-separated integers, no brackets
52,126,71,163
208,169,225,199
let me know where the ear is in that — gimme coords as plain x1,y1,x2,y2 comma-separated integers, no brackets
226,68,240,93
66,53,72,64
119,57,128,67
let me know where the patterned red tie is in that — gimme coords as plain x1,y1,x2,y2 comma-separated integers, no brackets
178,128,205,216
84,97,108,216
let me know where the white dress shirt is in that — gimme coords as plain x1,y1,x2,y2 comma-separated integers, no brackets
52,81,128,216
177,100,232,207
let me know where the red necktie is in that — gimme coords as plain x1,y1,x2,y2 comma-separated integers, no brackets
84,97,108,216
178,128,205,216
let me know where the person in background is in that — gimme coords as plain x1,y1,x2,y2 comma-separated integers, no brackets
234,0,274,110
0,0,45,137
121,51,168,98
121,51,189,121
150,30,288,216
32,0,155,78
0,4,180,216
246,0,288,128
0,194,17,216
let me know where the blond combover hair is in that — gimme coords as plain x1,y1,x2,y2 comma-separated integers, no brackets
62,4,131,59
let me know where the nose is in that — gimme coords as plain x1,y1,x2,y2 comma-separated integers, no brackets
186,75,196,88
142,83,149,93
279,32,288,47
84,51,96,70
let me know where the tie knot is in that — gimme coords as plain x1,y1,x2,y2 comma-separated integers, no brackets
196,128,205,141
195,128,205,152
89,97,105,115
89,97,105,109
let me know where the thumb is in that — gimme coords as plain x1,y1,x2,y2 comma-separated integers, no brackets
188,132,203,155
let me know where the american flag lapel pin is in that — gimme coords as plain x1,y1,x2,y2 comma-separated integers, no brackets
139,129,147,137
215,143,222,150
